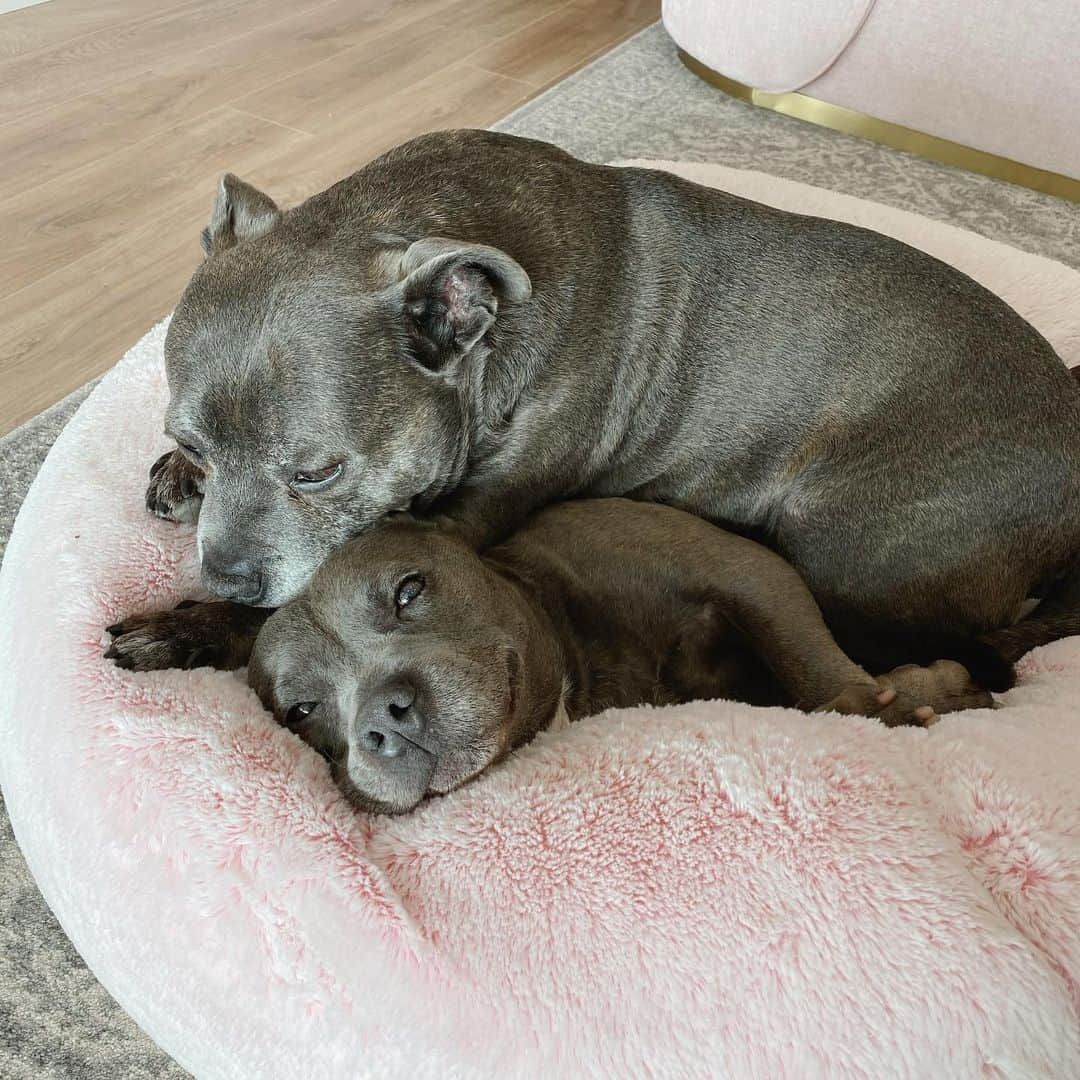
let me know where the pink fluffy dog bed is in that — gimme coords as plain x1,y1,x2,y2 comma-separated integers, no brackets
2,163,1080,1078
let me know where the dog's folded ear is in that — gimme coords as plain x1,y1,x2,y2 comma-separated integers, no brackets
394,238,532,371
201,174,282,258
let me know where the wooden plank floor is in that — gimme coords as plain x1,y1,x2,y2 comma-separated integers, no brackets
0,0,658,435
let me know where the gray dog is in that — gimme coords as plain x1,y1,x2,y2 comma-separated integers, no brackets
107,499,993,814
147,129,1080,675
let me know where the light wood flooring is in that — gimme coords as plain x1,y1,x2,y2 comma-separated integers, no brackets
0,0,658,434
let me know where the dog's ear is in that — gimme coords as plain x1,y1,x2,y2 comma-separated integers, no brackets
394,238,532,371
200,174,281,258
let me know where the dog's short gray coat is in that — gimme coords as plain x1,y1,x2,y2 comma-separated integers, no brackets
154,129,1080,669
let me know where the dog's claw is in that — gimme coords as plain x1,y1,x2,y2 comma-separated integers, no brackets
148,453,170,481
145,450,204,524
103,601,259,673
819,681,938,727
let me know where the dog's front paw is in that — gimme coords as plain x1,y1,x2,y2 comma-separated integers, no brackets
105,602,234,672
145,450,203,523
818,682,938,728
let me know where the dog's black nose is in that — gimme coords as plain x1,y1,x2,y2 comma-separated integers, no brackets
201,550,264,604
356,681,424,757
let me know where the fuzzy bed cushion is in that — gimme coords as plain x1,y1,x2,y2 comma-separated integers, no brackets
2,163,1080,1079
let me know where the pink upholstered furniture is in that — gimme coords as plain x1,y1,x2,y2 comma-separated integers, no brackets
664,0,1080,185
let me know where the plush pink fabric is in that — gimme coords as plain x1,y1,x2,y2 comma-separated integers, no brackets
2,164,1079,1078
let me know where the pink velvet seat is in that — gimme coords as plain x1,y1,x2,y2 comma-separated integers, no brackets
664,0,1080,181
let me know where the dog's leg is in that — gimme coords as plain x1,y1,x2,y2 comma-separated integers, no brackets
676,532,955,726
720,581,941,727
979,556,1080,662
574,504,1000,727
145,450,204,524
730,580,997,723
729,584,997,725
104,601,270,672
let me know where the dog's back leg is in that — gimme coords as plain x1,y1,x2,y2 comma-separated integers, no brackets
980,557,1080,662
985,366,1080,661
829,619,1018,693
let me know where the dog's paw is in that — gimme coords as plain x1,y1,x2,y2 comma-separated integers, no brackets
879,659,996,715
105,601,231,672
145,450,203,523
818,682,938,728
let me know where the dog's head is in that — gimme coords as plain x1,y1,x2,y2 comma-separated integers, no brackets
248,520,563,815
164,174,531,606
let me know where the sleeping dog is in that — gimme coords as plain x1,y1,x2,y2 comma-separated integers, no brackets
106,500,993,815
145,129,1080,679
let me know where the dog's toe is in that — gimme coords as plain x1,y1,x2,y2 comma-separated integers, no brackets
914,704,937,724
818,681,936,727
103,602,232,673
151,451,173,477
144,450,204,524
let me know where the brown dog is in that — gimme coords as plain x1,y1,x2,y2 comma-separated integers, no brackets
107,499,992,814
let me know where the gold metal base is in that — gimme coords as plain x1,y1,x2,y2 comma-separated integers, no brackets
678,49,1080,204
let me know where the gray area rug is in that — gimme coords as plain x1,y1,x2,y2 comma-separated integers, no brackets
1,21,1078,1077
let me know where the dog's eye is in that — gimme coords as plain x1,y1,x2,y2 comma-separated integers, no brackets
395,574,425,611
292,463,343,489
284,701,318,727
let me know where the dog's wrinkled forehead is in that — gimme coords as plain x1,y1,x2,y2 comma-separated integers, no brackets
312,523,483,607
250,527,485,695
163,269,386,447
167,262,373,380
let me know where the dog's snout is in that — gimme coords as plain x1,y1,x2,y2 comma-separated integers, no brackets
356,680,424,757
201,547,264,604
